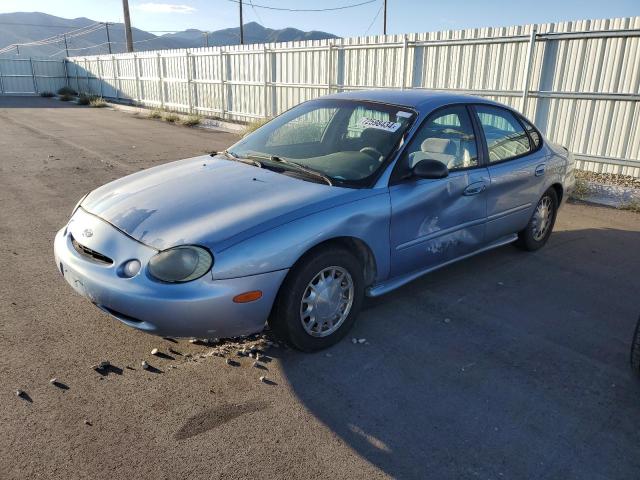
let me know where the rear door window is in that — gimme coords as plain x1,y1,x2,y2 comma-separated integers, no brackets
474,105,531,163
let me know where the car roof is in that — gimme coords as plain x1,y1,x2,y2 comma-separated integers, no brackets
321,89,503,112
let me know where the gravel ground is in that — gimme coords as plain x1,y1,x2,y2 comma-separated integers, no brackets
2,96,640,480
576,170,640,190
573,171,640,209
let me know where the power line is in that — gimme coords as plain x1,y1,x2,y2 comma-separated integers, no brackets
226,0,377,12
0,23,103,50
4,24,94,49
48,42,112,57
248,0,265,25
0,22,104,55
364,1,383,36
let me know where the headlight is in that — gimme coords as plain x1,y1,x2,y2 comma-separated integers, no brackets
72,193,89,216
148,246,213,283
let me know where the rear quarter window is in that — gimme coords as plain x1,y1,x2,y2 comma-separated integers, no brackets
519,116,542,149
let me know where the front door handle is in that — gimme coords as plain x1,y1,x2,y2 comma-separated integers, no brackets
535,164,546,176
463,181,486,196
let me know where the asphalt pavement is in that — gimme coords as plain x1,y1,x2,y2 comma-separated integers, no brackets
1,96,639,479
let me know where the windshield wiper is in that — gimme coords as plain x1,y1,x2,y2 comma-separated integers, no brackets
215,150,262,168
244,154,333,186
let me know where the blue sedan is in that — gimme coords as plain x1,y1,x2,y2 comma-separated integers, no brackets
54,90,575,351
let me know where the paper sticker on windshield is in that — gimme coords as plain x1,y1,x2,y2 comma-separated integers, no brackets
396,111,412,118
359,117,401,132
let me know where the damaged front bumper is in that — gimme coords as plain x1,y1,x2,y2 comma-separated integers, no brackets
53,208,287,338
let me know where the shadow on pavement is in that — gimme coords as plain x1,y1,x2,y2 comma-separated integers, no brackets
280,227,640,479
0,96,82,108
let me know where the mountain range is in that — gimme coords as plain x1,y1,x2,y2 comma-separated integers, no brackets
0,12,338,58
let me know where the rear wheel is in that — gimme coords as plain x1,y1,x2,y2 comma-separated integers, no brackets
270,246,364,351
516,188,558,251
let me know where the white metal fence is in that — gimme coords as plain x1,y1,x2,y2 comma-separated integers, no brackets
0,57,67,95
2,17,639,177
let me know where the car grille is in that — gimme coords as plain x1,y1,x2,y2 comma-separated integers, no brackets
70,234,113,265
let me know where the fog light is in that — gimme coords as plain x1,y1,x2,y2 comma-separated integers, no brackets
122,259,141,278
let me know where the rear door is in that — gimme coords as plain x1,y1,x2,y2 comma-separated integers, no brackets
471,104,547,242
388,104,489,278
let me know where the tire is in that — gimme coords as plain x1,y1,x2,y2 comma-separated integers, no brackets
631,316,640,375
270,245,364,352
516,187,559,251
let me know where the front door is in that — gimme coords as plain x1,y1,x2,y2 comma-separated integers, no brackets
389,104,489,279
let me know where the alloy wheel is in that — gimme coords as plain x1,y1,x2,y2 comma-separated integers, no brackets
532,195,554,241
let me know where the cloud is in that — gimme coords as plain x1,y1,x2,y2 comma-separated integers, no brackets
135,3,196,14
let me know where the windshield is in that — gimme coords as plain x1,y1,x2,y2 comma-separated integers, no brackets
227,99,416,186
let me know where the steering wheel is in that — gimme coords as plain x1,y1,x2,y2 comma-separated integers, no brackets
360,147,384,162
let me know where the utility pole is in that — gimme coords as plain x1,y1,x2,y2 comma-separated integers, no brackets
105,22,112,54
122,0,134,52
383,0,387,35
63,34,69,56
203,32,209,47
239,0,244,45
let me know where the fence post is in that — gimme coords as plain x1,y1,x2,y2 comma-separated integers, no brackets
62,59,69,88
84,58,90,93
521,24,538,114
156,52,163,108
220,49,227,119
133,53,142,104
98,58,104,98
262,44,269,118
112,55,120,99
185,50,193,114
74,59,79,93
29,58,38,94
400,34,408,90
326,42,333,94
0,59,4,94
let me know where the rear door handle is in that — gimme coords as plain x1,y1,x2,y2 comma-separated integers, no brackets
463,182,486,196
535,164,546,176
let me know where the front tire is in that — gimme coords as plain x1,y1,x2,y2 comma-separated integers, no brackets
516,188,558,251
270,246,364,351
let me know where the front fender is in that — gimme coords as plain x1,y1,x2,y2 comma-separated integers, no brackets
211,191,391,281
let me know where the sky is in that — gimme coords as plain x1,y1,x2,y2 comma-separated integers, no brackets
0,0,638,36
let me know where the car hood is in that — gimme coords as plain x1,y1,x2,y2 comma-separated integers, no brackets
81,155,368,251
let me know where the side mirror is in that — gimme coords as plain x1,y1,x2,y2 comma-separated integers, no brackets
412,159,449,179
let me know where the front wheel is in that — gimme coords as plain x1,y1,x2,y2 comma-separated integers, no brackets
516,188,558,251
270,246,364,351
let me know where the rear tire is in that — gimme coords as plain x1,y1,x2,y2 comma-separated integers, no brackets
270,246,364,352
516,188,558,251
